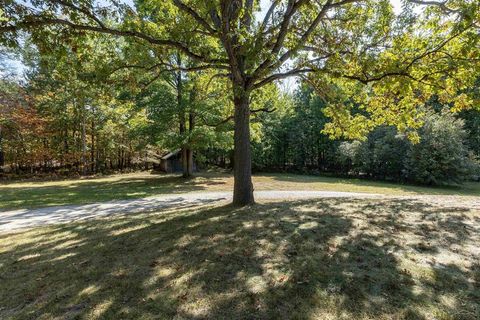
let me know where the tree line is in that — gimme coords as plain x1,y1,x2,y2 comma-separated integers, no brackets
252,85,479,185
1,0,479,205
1,67,478,186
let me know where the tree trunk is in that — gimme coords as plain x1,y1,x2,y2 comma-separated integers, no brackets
0,127,4,170
186,148,193,175
181,147,188,177
186,111,195,176
91,120,95,173
127,143,132,169
179,108,189,178
81,112,87,175
96,137,100,171
63,129,69,168
232,89,254,206
175,52,191,179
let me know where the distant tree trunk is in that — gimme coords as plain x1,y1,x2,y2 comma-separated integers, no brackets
232,86,254,206
63,129,69,169
174,53,191,179
118,148,123,170
43,137,48,172
127,143,132,169
186,95,195,176
180,112,187,177
317,145,322,171
91,119,95,173
181,147,188,176
81,109,87,175
0,127,4,170
283,132,288,171
121,149,125,170
144,151,148,170
229,150,234,169
71,128,76,170
95,136,100,172
179,112,189,178
219,155,225,168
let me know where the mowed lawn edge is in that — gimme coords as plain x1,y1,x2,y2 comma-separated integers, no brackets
0,171,479,210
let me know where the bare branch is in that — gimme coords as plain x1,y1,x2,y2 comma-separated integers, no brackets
109,63,162,74
253,0,363,82
241,0,255,28
253,0,308,77
253,68,314,89
259,0,279,32
250,107,276,113
263,0,334,74
270,0,308,55
199,114,234,127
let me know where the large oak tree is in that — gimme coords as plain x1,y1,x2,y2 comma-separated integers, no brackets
1,0,479,205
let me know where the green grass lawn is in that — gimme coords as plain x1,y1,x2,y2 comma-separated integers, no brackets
1,198,478,319
0,171,479,210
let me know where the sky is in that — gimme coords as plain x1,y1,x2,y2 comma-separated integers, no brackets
110,0,403,15
1,0,408,84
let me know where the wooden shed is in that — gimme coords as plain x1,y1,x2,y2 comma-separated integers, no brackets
158,149,197,173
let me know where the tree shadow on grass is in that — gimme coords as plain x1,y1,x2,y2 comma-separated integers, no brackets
0,174,230,210
268,173,479,196
0,196,228,231
0,198,478,319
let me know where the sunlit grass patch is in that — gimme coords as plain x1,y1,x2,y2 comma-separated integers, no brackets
0,198,478,319
0,171,479,210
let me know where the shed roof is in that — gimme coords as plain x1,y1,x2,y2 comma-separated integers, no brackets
161,149,181,160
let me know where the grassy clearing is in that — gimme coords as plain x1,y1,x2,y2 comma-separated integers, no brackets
0,171,479,210
0,198,479,319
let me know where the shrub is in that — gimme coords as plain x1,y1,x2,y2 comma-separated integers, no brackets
403,110,477,185
337,109,477,185
337,140,362,175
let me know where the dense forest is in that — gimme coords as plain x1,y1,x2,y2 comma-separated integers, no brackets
1,0,479,199
253,85,480,185
1,55,478,185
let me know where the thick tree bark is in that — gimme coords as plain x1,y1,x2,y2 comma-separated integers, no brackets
232,88,254,206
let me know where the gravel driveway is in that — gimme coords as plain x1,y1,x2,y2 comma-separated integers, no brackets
1,190,478,233
0,191,382,232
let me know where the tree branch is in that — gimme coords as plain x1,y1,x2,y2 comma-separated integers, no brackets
250,107,276,113
253,0,363,81
199,114,234,128
260,0,334,75
173,0,217,34
241,0,255,29
253,68,314,89
0,18,227,64
253,0,309,78
407,0,460,14
51,0,106,28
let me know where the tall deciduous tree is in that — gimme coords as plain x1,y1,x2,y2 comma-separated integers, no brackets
1,0,478,205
